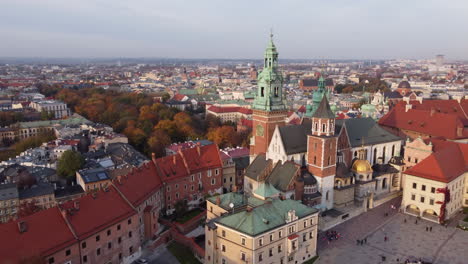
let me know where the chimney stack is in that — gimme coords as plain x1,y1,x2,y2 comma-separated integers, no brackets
18,221,28,233
173,155,177,165
151,152,157,165
196,142,201,156
216,196,221,205
74,201,80,210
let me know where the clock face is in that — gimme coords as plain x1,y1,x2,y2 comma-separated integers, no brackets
256,124,264,137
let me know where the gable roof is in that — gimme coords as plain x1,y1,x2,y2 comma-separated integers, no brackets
245,154,270,181
113,162,163,207
60,186,136,240
312,96,335,119
338,117,402,147
267,161,298,192
404,142,468,183
0,207,77,263
278,123,310,155
379,106,467,140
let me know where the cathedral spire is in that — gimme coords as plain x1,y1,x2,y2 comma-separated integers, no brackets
252,34,286,111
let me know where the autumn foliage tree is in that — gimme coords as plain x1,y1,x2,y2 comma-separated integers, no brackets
207,126,238,149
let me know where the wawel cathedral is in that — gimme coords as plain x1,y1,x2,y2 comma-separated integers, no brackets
246,35,403,222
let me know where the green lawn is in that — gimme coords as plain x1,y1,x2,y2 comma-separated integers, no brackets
167,241,202,264
175,208,204,224
303,256,319,264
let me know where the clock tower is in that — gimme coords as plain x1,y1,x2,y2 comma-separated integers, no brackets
250,34,287,161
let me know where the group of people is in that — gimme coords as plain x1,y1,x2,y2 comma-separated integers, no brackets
324,230,341,242
356,237,367,245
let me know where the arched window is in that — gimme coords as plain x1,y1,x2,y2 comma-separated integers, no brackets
327,156,331,166
261,87,264,97
326,191,329,201
354,151,357,157
315,123,318,132
313,156,317,165
382,178,387,189
391,145,395,157
322,123,326,133
274,87,279,97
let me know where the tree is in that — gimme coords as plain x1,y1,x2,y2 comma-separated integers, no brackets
174,199,188,218
207,126,238,149
147,129,171,158
57,150,84,181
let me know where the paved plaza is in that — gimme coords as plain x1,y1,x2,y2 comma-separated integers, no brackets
316,198,468,264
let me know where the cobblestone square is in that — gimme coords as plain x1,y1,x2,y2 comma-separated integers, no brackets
316,198,468,264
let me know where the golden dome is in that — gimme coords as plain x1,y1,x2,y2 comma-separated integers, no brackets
352,159,373,173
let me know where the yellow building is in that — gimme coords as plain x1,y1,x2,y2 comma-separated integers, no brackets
402,142,467,223
205,193,319,264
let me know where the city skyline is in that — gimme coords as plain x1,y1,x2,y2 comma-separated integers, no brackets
1,0,467,60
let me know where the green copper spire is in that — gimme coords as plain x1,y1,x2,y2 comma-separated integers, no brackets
305,73,331,117
252,33,287,111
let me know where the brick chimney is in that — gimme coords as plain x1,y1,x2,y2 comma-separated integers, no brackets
196,142,201,156
457,126,463,137
74,201,80,211
18,221,28,233
151,152,157,165
173,155,177,165
216,196,221,206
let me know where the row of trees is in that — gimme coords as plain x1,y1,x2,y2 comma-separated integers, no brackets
39,85,251,158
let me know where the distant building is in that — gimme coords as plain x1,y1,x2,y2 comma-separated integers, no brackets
299,78,334,92
76,168,111,192
206,105,252,124
30,100,71,119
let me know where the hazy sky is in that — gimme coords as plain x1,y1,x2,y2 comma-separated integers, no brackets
1,0,467,59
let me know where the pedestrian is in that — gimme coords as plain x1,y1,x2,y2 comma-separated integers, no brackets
361,240,364,245
384,236,387,242
356,239,360,245
426,226,428,232
364,237,367,244
415,219,418,224
430,226,433,232
404,218,407,223
397,258,400,263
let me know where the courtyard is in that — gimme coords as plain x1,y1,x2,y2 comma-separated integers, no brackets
316,198,468,264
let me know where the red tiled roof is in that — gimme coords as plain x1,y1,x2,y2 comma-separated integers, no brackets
288,234,299,240
173,93,187,101
155,144,222,183
0,207,77,263
288,118,301,125
180,144,222,173
113,162,163,207
297,105,306,113
239,118,253,127
207,105,252,114
154,153,190,181
393,99,468,125
404,142,468,183
60,186,136,240
379,107,467,140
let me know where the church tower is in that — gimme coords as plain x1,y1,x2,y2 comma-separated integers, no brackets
306,75,330,117
307,95,337,209
250,34,287,161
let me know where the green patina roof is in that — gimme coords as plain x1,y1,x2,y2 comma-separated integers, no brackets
179,88,199,95
18,114,92,128
215,198,317,236
216,100,250,106
207,192,264,210
252,34,287,112
254,183,280,198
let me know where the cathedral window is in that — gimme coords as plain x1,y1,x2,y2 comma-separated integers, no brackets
326,191,329,201
274,87,279,97
322,123,326,133
314,123,318,132
261,87,265,97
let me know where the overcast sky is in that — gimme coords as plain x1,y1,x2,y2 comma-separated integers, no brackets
1,0,467,60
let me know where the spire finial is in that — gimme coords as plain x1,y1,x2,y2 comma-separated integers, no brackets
270,28,274,39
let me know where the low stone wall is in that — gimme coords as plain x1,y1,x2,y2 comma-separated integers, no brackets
174,209,206,234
